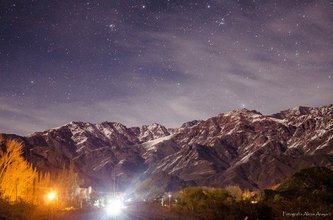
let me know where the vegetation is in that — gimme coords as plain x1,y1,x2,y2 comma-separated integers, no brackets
0,198,33,219
176,167,333,219
175,186,265,219
1,134,332,219
0,136,38,203
274,167,333,204
0,135,84,219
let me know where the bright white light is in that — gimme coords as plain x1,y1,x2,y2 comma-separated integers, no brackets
105,198,125,216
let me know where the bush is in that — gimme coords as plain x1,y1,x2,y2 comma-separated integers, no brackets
0,198,35,219
179,187,230,210
177,187,232,218
225,185,242,201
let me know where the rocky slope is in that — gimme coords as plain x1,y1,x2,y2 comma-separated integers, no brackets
1,104,333,194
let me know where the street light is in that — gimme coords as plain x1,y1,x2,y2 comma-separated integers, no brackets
46,190,58,220
168,194,172,207
47,191,57,202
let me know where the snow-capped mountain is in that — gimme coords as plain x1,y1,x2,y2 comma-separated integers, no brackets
1,104,333,193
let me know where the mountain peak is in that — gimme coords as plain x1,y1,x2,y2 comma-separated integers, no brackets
18,103,333,193
270,105,313,119
139,123,170,142
180,120,201,128
220,108,262,116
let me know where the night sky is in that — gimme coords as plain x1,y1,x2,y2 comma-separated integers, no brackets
1,0,333,135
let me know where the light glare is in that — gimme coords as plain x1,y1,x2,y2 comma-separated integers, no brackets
105,198,125,216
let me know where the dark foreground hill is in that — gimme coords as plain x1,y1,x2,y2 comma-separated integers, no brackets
264,167,333,204
176,167,333,220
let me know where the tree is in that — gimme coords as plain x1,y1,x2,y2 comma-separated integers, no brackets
179,187,230,211
225,185,243,202
0,137,38,203
0,135,84,207
54,161,82,207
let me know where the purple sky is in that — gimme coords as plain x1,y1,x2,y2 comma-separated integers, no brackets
1,0,332,135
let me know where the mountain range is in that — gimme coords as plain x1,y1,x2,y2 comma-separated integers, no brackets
1,104,333,196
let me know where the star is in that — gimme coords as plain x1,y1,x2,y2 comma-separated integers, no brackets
0,0,332,135
108,24,117,31
216,18,225,26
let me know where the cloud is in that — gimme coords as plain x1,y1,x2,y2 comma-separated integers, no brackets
1,0,332,135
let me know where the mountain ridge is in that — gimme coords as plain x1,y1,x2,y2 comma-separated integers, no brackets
1,104,332,195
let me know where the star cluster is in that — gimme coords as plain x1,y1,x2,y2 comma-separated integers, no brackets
0,0,332,134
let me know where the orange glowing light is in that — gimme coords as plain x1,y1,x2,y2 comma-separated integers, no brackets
47,191,57,201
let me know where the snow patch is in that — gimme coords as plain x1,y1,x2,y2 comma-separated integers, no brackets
142,134,174,151
76,137,88,145
93,157,112,171
235,152,254,165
